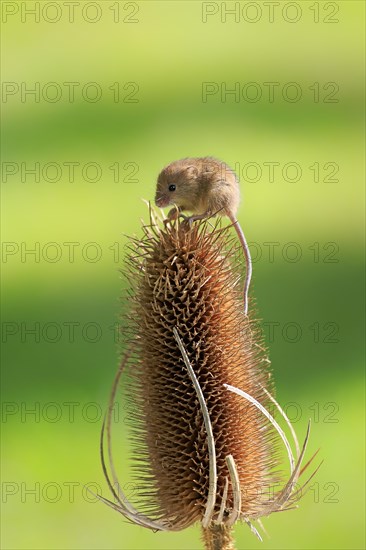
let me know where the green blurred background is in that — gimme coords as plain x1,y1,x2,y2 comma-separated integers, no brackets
1,1,364,549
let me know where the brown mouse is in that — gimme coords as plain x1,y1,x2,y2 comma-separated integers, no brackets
155,157,252,315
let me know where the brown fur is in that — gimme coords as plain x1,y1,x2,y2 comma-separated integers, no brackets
155,157,240,218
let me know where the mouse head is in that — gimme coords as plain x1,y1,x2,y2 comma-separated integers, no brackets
155,160,199,209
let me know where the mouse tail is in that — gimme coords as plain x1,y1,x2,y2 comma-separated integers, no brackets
227,211,252,316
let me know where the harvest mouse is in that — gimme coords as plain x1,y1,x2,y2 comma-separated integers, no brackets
155,157,252,315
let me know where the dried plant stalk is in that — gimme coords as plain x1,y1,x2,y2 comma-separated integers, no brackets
97,211,320,550
202,524,235,550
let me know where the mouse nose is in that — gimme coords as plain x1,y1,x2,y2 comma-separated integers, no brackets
155,195,169,208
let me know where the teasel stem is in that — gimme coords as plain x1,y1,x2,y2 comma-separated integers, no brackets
202,523,236,550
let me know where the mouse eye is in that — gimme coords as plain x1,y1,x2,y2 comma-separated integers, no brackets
168,184,176,192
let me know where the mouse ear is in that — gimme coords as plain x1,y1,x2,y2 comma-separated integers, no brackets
185,165,199,179
201,162,215,175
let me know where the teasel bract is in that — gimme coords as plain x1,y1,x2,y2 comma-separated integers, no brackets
96,208,320,550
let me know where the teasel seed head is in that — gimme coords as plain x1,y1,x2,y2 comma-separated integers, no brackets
97,209,321,550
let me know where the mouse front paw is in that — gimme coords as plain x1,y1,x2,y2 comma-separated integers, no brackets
166,206,181,221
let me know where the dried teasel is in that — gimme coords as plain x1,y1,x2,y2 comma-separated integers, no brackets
96,208,321,550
